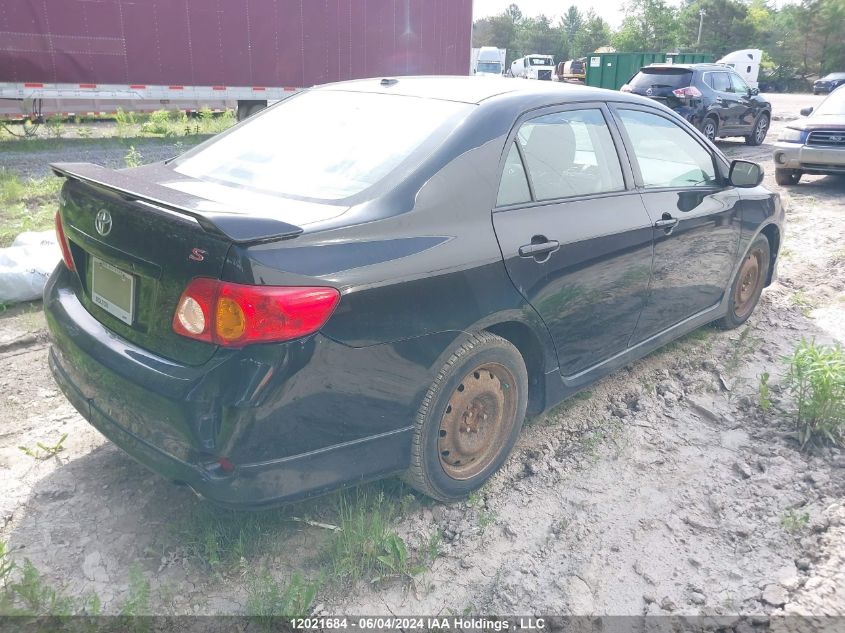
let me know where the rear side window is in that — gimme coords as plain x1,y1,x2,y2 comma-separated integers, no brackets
617,109,717,189
497,143,531,206
515,109,624,201
628,69,692,91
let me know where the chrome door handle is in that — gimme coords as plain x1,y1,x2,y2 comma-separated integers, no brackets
518,239,560,258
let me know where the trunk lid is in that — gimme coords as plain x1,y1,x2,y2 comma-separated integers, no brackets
52,162,304,366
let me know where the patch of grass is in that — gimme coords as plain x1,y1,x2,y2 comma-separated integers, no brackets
0,168,63,246
171,503,290,573
478,509,498,533
0,559,73,616
781,509,810,533
783,338,845,448
322,485,428,585
789,291,817,316
246,568,319,623
45,114,65,139
18,432,67,459
0,542,14,588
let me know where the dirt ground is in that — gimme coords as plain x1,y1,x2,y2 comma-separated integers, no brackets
1,92,843,621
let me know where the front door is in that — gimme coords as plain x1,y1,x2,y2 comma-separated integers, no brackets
492,105,654,377
612,106,741,344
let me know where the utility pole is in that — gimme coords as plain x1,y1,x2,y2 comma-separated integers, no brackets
696,8,706,48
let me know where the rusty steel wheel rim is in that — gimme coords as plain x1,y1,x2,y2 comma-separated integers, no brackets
437,362,518,480
734,248,764,319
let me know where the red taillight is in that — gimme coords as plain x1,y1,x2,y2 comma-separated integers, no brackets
620,84,632,93
172,279,340,347
54,212,75,272
672,86,702,99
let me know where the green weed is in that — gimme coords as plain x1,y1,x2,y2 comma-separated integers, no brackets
124,145,143,168
18,432,68,460
0,559,73,616
323,486,427,585
45,114,65,139
790,291,817,316
245,568,319,623
783,338,845,448
759,372,771,412
781,509,810,533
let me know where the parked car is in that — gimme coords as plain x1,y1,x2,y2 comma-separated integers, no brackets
813,72,845,95
773,85,845,185
621,63,772,145
45,77,782,507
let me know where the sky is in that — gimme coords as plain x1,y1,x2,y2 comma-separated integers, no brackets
472,0,793,30
472,0,631,30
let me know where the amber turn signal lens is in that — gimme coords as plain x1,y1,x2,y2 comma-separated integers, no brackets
215,296,246,342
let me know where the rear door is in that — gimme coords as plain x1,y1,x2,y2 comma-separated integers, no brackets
611,106,741,343
703,71,740,131
492,104,654,378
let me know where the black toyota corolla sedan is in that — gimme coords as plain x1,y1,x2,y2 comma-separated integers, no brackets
45,77,783,508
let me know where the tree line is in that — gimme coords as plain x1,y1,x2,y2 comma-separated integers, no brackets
472,0,845,88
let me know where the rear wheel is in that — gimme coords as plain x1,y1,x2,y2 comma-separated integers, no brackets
403,332,528,502
717,235,770,330
701,116,718,142
775,168,802,185
745,113,770,146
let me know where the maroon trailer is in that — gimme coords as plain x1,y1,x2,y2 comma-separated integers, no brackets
0,0,472,120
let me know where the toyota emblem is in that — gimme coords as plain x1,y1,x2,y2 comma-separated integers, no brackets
95,209,112,236
832,135,843,142
646,87,653,96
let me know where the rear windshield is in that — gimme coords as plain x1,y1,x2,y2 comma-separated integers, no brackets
628,68,692,91
528,56,552,66
173,91,471,201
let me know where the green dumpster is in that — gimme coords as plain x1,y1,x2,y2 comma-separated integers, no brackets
585,52,715,91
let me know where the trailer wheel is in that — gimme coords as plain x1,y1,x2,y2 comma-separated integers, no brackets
236,101,267,121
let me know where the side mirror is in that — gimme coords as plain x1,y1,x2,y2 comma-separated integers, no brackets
730,160,764,188
749,87,759,96
800,106,814,116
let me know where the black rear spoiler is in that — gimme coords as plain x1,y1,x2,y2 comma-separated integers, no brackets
50,162,303,244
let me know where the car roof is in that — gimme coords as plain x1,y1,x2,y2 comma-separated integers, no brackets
314,75,614,105
642,63,729,72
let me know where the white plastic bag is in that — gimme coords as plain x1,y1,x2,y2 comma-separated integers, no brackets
0,230,61,304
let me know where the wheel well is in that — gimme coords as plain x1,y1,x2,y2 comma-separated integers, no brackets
760,224,780,286
484,321,546,416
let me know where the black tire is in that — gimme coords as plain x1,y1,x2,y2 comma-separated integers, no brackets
716,235,771,330
701,116,718,142
745,112,770,146
775,168,802,186
403,331,528,502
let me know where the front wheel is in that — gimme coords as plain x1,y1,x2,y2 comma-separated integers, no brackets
775,168,802,185
745,113,770,146
403,332,528,502
717,235,771,330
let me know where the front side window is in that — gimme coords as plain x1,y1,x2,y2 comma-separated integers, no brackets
730,73,750,94
174,90,471,201
617,109,718,189
515,109,625,201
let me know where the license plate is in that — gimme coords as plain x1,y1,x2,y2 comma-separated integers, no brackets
91,257,135,325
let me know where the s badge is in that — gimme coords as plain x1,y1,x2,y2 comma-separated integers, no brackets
188,248,207,262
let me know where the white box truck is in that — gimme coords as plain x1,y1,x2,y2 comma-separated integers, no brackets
471,47,507,76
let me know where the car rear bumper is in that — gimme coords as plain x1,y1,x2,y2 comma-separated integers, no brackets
773,142,845,173
44,266,415,508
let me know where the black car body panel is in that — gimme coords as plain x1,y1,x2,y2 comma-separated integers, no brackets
814,73,845,94
626,64,771,140
45,76,784,507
